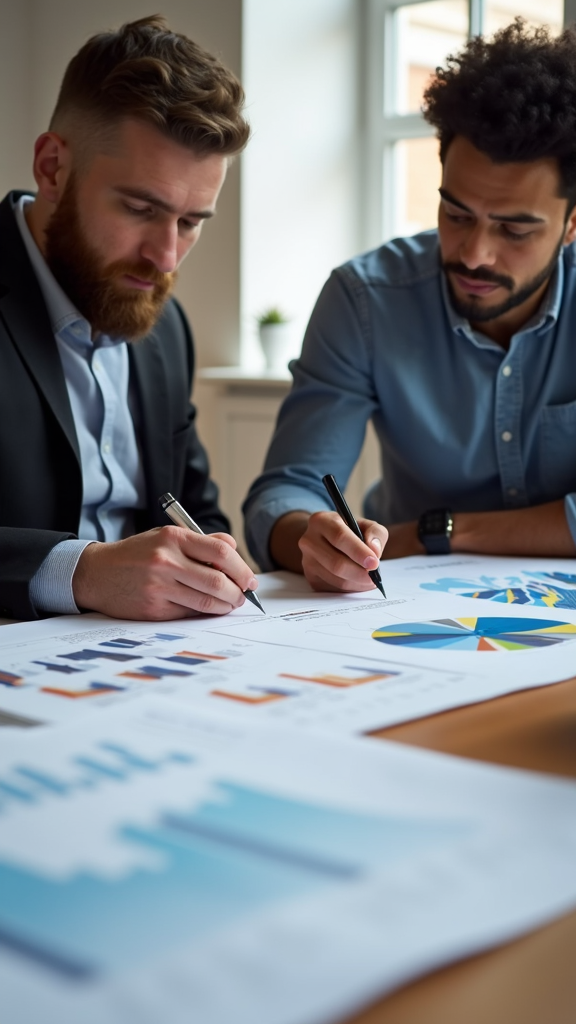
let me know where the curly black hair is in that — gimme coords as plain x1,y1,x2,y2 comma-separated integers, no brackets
423,18,576,202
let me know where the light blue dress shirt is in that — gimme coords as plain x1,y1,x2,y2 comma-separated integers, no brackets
244,231,576,570
15,196,146,613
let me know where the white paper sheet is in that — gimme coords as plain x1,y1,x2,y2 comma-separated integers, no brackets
2,695,576,1024
1,559,576,732
376,551,576,602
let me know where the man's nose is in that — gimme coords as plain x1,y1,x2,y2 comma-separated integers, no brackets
459,224,496,269
140,225,179,274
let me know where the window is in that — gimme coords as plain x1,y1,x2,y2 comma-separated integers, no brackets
361,0,566,250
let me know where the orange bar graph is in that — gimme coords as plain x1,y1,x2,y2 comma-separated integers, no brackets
211,689,287,705
279,671,392,688
0,670,24,687
177,650,228,661
40,686,117,699
117,672,159,680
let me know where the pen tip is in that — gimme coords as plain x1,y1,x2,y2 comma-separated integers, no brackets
244,589,265,613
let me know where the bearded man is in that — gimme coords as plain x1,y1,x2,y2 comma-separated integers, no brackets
0,15,259,621
244,20,576,592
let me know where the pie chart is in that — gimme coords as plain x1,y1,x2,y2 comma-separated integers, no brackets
371,616,576,652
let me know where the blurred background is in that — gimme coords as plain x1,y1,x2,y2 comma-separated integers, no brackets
0,0,567,370
0,0,568,553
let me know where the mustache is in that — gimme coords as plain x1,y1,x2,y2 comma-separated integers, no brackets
103,259,174,288
442,261,514,291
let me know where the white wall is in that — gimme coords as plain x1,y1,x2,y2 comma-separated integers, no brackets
1,2,364,370
241,0,361,367
0,0,243,368
0,0,34,194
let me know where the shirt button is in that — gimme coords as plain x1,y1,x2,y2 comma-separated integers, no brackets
502,365,512,377
93,358,101,371
508,487,517,496
501,431,513,442
102,441,111,453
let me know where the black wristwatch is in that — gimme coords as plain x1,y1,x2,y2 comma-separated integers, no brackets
418,508,454,555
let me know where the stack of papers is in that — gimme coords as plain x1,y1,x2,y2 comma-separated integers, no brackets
2,695,576,1024
2,555,576,1023
1,556,576,734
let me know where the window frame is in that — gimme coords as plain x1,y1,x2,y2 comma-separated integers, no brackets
359,0,570,251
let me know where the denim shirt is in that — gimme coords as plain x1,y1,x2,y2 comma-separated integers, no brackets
244,230,576,570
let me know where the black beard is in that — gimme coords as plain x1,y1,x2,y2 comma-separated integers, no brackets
442,236,564,323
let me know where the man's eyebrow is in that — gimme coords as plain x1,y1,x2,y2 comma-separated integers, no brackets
114,186,215,219
438,187,545,225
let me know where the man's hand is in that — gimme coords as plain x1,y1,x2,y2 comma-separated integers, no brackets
270,510,388,593
268,500,576,590
72,526,259,620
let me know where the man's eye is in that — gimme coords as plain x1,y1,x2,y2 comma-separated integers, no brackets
124,203,149,217
179,219,200,232
445,210,471,224
502,225,531,241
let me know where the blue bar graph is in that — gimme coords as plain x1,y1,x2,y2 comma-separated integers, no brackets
0,745,468,980
61,650,138,663
0,744,194,810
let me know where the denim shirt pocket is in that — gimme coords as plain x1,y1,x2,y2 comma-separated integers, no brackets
539,400,576,498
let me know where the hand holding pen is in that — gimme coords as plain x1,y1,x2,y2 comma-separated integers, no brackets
72,513,261,621
281,479,388,596
160,494,265,613
322,475,386,598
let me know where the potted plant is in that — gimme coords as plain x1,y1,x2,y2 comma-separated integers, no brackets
256,307,294,371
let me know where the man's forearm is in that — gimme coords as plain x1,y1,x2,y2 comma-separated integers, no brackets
452,499,575,557
384,499,576,560
269,511,311,572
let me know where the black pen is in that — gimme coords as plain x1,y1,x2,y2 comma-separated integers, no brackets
159,493,265,613
322,474,386,598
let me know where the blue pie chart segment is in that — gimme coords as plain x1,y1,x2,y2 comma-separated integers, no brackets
371,617,576,652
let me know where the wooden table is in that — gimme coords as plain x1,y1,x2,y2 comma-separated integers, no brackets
347,676,576,1024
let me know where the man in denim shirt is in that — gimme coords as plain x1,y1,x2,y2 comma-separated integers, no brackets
244,20,576,592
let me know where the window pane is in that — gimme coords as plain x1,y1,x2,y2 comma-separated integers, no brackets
392,0,468,115
484,0,563,38
391,136,441,238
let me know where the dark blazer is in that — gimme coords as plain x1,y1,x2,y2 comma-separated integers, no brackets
0,191,229,620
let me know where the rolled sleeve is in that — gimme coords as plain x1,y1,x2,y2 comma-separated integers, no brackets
243,482,331,571
243,269,378,570
29,539,96,615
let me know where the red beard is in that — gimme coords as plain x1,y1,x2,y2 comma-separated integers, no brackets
44,175,176,341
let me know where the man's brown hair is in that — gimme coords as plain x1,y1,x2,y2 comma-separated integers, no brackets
50,14,249,157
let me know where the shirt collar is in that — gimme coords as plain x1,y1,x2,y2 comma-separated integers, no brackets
441,254,564,349
13,194,121,349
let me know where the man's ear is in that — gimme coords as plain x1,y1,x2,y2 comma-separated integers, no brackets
563,203,576,245
32,132,71,205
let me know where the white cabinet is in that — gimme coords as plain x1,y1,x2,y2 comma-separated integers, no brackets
195,368,380,567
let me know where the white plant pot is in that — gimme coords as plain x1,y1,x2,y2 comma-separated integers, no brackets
258,322,294,371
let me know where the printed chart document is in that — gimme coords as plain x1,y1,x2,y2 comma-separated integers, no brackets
2,695,576,1024
1,557,576,732
381,552,576,609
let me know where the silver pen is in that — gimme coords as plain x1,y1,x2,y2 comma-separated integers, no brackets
159,493,265,614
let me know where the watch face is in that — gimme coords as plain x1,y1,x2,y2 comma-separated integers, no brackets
426,509,452,537
418,508,453,554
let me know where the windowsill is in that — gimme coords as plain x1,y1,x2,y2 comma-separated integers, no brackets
198,366,292,387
